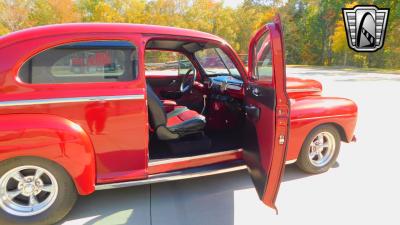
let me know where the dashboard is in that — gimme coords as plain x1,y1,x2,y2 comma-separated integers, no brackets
204,75,243,93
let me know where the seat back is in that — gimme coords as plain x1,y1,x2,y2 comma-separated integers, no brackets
147,84,167,129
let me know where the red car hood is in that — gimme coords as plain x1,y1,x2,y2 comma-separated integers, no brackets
286,77,322,99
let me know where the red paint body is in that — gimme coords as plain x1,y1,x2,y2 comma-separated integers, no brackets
284,77,357,161
0,23,357,203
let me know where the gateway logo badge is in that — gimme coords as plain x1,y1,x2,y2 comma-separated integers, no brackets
342,5,389,52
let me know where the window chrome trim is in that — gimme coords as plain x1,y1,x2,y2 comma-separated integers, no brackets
0,95,144,107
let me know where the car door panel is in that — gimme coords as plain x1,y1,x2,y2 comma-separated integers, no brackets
146,74,184,98
243,15,289,210
244,84,276,196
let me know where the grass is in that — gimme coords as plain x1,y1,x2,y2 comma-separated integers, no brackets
287,65,400,74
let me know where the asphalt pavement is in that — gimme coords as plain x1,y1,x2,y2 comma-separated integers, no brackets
60,66,400,225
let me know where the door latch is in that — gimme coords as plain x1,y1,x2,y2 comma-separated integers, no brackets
252,87,261,96
279,135,285,145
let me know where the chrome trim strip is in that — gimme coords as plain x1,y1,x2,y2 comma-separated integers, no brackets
226,84,242,90
0,95,144,107
95,161,246,190
291,113,356,122
287,88,321,93
148,149,242,166
95,158,300,191
285,159,297,164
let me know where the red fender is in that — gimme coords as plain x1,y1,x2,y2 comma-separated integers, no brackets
287,97,358,161
0,114,96,195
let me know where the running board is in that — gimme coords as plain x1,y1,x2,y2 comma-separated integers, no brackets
95,160,247,191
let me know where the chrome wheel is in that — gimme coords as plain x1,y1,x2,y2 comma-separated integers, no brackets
0,165,58,217
308,132,336,167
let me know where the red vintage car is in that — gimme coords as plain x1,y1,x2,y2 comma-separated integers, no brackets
0,16,357,224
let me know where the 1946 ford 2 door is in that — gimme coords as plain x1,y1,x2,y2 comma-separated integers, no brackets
0,16,357,224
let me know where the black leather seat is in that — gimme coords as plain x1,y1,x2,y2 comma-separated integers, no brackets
147,84,206,140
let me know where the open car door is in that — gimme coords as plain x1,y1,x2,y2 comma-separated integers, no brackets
243,15,289,211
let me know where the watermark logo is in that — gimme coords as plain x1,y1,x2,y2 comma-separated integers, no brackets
342,5,389,52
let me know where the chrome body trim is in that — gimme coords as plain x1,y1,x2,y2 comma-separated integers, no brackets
226,84,242,91
285,159,297,164
95,158,300,191
0,95,145,107
287,88,321,93
95,160,246,191
148,149,242,166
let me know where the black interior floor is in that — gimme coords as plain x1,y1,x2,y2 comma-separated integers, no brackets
206,130,243,152
149,130,243,160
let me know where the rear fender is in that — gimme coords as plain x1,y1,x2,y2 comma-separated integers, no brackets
0,114,96,195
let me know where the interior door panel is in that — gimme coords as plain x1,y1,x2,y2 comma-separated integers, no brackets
244,84,276,197
146,75,184,99
146,74,203,111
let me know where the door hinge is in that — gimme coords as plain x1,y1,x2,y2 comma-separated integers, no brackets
279,135,285,145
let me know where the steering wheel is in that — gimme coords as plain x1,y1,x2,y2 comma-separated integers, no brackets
180,68,196,93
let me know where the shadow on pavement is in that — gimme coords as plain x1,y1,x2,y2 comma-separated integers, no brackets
60,163,323,225
282,164,314,182
59,186,150,225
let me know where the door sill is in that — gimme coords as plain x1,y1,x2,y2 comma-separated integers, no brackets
95,160,246,191
149,149,242,166
148,149,243,174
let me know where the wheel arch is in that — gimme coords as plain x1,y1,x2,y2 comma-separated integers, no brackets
287,96,358,161
0,155,78,189
306,122,348,142
288,119,357,162
0,114,96,195
328,122,349,142
299,121,350,152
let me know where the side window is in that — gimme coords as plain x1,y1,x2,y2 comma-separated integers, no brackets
18,41,137,84
145,51,194,76
254,31,272,81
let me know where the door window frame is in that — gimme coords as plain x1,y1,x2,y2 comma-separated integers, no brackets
18,40,138,84
14,34,145,89
253,31,273,82
142,36,248,83
144,49,195,77
248,25,275,87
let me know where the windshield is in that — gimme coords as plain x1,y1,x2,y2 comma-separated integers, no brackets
194,47,241,79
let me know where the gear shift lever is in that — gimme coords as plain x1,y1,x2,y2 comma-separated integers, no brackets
201,94,207,115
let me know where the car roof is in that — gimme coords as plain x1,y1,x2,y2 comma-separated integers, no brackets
0,23,226,48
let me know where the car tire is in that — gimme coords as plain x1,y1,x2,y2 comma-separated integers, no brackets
296,125,341,174
0,157,77,225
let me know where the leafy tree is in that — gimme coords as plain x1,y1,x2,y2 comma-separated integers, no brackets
0,0,33,31
0,0,399,68
29,0,80,25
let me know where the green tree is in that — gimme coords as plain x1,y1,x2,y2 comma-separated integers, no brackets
0,0,399,68
0,0,33,31
29,0,81,25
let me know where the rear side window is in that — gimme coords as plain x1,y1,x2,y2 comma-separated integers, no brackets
19,41,138,84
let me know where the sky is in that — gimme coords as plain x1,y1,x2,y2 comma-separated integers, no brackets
223,0,243,8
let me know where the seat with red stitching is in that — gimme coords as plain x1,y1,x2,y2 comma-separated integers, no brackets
147,83,205,140
161,100,182,113
167,108,204,126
